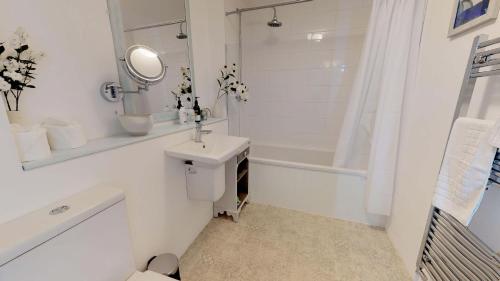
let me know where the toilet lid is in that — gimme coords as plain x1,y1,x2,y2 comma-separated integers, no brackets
127,271,177,281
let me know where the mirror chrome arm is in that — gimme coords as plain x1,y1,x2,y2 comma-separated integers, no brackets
100,82,150,102
100,45,168,103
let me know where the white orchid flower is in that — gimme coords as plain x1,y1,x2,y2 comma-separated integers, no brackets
220,65,229,77
239,92,248,102
230,63,238,74
180,67,190,77
9,36,22,49
0,47,16,60
0,77,11,92
3,59,19,72
4,71,23,81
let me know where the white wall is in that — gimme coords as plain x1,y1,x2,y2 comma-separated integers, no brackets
235,0,370,150
0,0,123,139
188,0,227,116
0,114,227,268
120,0,186,30
387,0,500,275
0,0,227,270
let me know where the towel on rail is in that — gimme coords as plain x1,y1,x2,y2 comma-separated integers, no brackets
488,118,500,148
433,118,496,226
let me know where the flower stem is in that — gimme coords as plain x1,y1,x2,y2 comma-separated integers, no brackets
3,92,12,111
15,92,20,111
14,62,33,111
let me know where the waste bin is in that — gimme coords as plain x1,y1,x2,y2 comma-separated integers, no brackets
147,253,181,280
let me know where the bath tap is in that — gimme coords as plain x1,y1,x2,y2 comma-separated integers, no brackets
194,122,212,143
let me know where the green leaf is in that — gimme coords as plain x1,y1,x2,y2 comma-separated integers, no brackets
19,59,34,64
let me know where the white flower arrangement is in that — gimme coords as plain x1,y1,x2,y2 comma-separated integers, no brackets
216,63,248,103
0,27,44,111
171,67,192,104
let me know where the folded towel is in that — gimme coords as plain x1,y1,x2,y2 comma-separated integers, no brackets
433,118,496,226
42,118,87,150
11,124,51,162
488,118,500,148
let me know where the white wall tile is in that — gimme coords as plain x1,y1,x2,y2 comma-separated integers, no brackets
249,161,386,226
230,0,370,150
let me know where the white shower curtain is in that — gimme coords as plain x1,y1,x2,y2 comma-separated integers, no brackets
333,0,427,216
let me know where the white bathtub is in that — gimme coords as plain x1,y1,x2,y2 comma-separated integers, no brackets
248,144,386,227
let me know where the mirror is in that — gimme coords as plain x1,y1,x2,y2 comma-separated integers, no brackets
124,45,166,85
107,0,194,121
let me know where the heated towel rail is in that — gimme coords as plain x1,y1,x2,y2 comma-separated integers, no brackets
488,152,500,186
416,34,500,281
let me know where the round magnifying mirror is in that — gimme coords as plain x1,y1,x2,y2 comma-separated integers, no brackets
124,45,166,85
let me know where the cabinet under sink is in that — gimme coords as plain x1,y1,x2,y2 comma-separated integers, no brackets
214,147,250,222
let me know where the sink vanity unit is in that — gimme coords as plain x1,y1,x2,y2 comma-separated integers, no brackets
214,147,250,222
164,133,250,221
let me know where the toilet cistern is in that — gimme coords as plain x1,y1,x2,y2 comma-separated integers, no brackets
194,122,212,143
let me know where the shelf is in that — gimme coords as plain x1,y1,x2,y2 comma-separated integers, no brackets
22,118,227,171
237,192,249,210
213,146,250,222
237,169,248,182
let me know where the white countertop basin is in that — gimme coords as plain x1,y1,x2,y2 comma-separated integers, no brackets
164,133,250,166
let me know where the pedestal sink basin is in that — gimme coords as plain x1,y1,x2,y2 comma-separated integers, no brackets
164,133,250,202
164,134,250,166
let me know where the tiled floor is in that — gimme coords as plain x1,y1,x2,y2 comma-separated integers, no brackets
180,204,410,281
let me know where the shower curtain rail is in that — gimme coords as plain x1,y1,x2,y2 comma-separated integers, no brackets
124,19,185,33
225,0,313,16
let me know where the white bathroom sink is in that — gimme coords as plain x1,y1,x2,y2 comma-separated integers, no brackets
164,133,250,166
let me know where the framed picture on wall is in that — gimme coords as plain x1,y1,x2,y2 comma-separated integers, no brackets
449,0,500,37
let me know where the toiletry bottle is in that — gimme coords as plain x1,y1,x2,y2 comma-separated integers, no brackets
193,97,201,122
184,108,194,123
177,97,183,110
179,105,188,124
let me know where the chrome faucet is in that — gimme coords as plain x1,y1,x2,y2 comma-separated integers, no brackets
194,122,212,142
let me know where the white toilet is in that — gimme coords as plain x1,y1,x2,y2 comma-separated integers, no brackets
0,186,177,281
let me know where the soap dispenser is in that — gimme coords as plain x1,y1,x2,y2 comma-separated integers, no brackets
193,97,201,122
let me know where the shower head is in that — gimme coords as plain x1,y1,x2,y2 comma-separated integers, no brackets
267,7,282,27
176,22,188,39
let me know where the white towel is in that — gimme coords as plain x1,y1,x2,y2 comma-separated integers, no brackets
488,118,500,148
10,124,52,162
42,118,87,150
433,118,496,226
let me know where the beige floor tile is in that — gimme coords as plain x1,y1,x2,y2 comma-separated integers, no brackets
180,204,410,281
